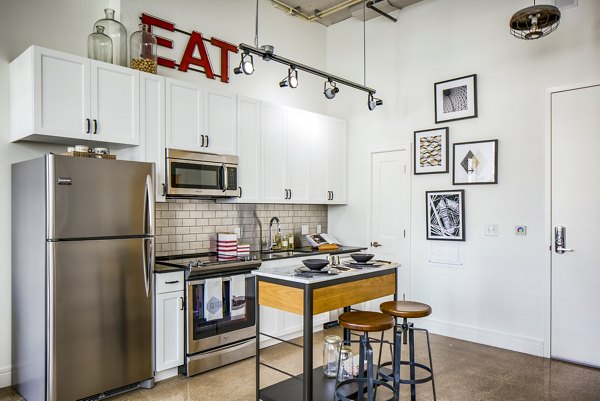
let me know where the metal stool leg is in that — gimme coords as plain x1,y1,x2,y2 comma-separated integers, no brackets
366,336,375,401
409,323,416,401
424,329,437,401
358,333,366,401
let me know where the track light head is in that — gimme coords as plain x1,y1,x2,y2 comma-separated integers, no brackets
368,93,383,111
279,68,298,89
324,80,339,100
235,52,254,75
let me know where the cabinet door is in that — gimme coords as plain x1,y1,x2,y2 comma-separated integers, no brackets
141,73,166,202
261,102,287,202
34,48,91,140
155,291,184,372
285,108,310,203
166,78,204,151
328,118,347,204
309,114,329,203
236,96,261,202
204,89,236,155
91,61,139,145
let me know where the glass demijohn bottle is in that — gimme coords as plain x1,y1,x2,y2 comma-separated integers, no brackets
130,24,158,74
323,335,341,378
93,8,127,66
87,26,112,63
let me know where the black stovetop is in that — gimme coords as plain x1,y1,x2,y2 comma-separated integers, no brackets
156,252,261,279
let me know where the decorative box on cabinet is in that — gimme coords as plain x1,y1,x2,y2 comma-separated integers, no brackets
10,45,139,146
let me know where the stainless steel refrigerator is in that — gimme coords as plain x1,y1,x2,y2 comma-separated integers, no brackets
12,154,155,401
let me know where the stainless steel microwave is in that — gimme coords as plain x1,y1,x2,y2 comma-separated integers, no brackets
165,149,240,198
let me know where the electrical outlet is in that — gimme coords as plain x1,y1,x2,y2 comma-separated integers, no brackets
317,224,322,233
484,224,498,236
301,225,309,235
515,225,527,236
234,227,241,236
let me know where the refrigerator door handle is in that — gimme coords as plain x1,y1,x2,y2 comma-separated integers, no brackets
145,174,155,236
142,238,153,298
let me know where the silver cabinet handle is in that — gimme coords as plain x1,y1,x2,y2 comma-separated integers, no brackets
85,118,91,133
179,297,184,310
165,280,179,284
371,241,382,247
206,135,209,147
200,135,205,147
93,119,98,134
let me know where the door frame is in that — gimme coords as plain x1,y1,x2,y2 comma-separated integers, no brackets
366,143,412,299
544,81,600,359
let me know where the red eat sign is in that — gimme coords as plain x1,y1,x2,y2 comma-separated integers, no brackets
141,13,239,83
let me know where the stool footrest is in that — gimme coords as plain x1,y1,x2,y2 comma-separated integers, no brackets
335,377,395,401
377,362,434,385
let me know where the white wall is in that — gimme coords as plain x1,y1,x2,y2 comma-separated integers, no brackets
0,0,327,388
327,0,600,355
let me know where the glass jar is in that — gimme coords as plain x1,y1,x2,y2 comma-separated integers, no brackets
322,335,341,378
281,234,289,250
288,233,294,249
338,345,354,381
130,23,157,74
88,25,113,63
93,8,127,66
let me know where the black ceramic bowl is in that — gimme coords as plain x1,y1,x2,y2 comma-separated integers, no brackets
302,259,330,270
351,253,374,263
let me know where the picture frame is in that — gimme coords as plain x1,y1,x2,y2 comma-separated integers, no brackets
434,74,477,123
413,127,449,175
453,139,498,185
426,190,465,241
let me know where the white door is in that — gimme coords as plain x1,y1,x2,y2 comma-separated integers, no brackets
369,148,411,301
155,290,184,371
261,102,287,202
34,48,90,139
285,108,310,203
91,62,139,145
204,89,236,155
328,118,347,204
166,78,204,151
235,96,262,203
551,84,600,367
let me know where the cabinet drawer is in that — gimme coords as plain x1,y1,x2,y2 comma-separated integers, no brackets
156,271,184,293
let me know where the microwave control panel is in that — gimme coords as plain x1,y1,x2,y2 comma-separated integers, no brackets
226,167,237,190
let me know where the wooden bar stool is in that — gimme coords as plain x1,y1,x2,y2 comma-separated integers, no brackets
378,301,436,401
335,311,395,401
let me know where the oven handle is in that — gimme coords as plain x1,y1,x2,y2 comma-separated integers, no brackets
195,337,256,356
187,273,255,287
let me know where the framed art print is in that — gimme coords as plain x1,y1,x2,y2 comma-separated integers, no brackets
414,127,449,175
453,139,498,185
426,190,465,241
434,74,477,123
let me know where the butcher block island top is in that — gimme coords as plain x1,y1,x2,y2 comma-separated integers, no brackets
253,262,400,401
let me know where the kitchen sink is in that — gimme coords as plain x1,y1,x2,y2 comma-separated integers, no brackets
259,250,311,260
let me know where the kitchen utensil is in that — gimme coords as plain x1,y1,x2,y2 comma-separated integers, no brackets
328,255,340,266
351,253,374,263
302,259,329,270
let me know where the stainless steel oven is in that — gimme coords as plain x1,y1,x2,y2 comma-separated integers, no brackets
185,273,256,375
166,148,240,198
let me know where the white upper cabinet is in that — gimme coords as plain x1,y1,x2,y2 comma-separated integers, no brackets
166,78,204,151
285,108,310,203
261,102,288,202
165,78,236,155
235,96,261,203
141,73,166,202
10,46,139,146
309,114,347,204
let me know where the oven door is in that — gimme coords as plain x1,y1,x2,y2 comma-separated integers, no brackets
186,274,256,354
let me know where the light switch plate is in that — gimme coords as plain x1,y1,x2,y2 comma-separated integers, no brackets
234,227,241,236
301,225,309,235
485,224,498,236
515,226,527,236
317,224,322,233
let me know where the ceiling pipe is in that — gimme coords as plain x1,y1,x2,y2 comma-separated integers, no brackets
270,0,364,22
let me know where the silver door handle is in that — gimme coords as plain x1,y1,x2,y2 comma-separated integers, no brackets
556,247,574,253
371,241,382,247
554,226,574,254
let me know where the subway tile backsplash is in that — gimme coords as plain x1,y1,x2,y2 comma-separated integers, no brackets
155,199,328,257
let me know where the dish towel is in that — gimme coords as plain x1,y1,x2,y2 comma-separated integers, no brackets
204,277,223,322
229,275,246,319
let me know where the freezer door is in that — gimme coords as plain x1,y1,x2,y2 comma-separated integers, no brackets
48,154,155,239
48,238,153,401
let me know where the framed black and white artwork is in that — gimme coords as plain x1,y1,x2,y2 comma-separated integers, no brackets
434,74,477,123
453,140,498,185
414,127,449,175
426,190,465,241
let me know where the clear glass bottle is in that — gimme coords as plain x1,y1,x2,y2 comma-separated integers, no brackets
93,8,127,66
281,233,289,250
87,25,112,63
323,335,341,378
130,23,157,74
288,233,294,249
338,345,353,381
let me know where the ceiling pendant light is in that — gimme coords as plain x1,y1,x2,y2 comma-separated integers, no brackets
509,1,561,40
323,80,339,99
368,93,383,111
234,52,254,75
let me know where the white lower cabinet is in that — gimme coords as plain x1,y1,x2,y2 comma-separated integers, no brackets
155,271,184,377
259,258,331,348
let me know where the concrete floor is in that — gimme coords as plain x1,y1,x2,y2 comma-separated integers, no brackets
2,328,600,401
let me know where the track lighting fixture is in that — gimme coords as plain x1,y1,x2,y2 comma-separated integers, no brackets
368,93,383,111
323,80,339,100
279,68,298,88
234,52,254,75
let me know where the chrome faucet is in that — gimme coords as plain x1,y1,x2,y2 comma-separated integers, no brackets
268,217,281,250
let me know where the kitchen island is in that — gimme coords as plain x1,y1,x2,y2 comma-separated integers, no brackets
253,262,399,401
